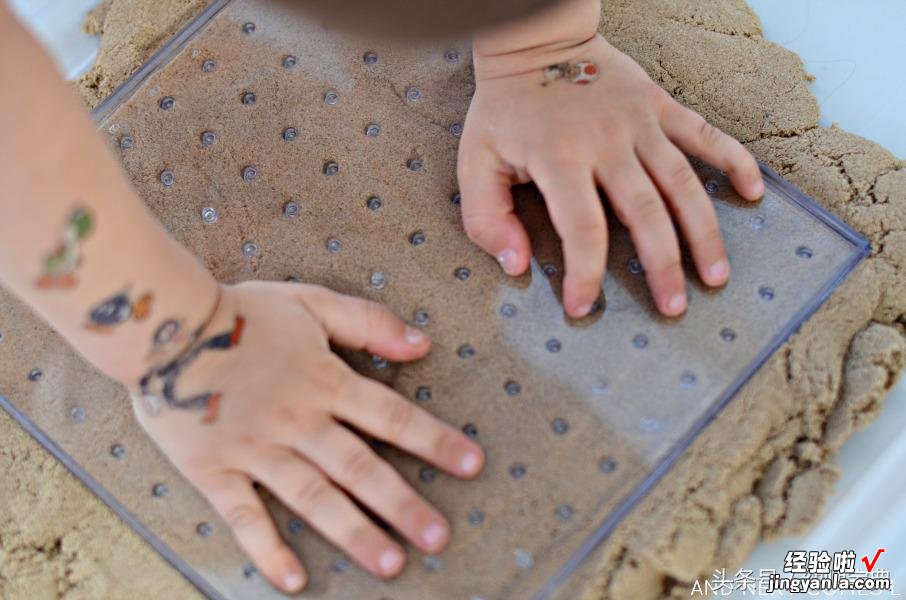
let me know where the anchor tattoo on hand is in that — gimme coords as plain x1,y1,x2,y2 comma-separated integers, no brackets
149,318,185,357
138,315,245,423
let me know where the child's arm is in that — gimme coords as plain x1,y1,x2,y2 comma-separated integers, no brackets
459,0,764,318
0,7,220,384
0,6,483,593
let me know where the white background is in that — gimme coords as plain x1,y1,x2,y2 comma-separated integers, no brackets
743,1,904,595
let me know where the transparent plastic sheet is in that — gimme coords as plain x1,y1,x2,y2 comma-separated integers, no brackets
0,1,869,598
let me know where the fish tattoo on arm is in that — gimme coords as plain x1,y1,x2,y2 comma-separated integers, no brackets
37,207,243,424
36,208,94,289
85,289,154,332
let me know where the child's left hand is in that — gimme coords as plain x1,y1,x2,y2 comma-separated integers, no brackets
459,28,764,318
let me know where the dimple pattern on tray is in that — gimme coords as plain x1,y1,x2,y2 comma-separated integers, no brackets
0,1,868,599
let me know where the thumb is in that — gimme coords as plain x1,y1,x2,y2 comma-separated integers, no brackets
289,284,431,362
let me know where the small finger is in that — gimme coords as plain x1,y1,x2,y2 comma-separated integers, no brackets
291,285,430,361
660,101,764,200
332,373,484,479
457,143,532,276
597,154,686,316
253,449,407,579
531,163,608,317
293,424,450,553
637,131,728,287
202,472,307,593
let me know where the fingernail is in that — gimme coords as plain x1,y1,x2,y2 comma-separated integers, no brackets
667,293,687,314
708,259,728,283
379,548,404,575
750,179,765,198
422,522,447,548
575,304,593,318
282,572,304,591
497,249,518,275
460,450,480,474
404,326,426,346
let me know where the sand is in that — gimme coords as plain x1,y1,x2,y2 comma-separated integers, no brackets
78,0,210,108
1,0,903,599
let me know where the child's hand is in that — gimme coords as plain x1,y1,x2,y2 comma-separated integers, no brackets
133,281,484,593
459,26,764,318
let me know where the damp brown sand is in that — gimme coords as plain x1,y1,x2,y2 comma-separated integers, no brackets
2,1,905,599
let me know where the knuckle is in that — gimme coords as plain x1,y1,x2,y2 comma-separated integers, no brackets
346,521,380,554
339,446,379,487
310,359,347,404
381,396,415,441
223,502,266,532
567,270,601,293
359,298,388,332
300,418,334,448
456,157,480,184
727,145,756,176
569,218,607,248
291,476,334,513
621,193,663,226
540,139,579,161
427,429,456,467
393,489,428,524
649,84,672,105
281,411,328,445
182,456,222,482
694,224,724,250
529,151,587,182
291,282,320,298
651,252,683,279
698,119,724,147
670,161,701,191
461,212,495,247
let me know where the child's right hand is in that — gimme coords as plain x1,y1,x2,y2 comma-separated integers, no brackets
2,8,485,593
133,281,484,593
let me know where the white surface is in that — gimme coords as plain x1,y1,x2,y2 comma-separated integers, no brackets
7,0,101,80
8,0,906,595
741,1,906,596
749,0,906,157
735,389,906,596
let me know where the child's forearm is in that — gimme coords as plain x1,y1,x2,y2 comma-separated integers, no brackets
472,0,601,78
0,8,219,385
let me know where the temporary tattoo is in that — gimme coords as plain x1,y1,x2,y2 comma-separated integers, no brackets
138,315,244,423
542,61,599,86
36,208,94,289
150,318,184,355
85,289,154,332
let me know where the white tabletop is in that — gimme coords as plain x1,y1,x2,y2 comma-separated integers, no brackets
742,1,905,595
751,0,906,158
7,0,101,80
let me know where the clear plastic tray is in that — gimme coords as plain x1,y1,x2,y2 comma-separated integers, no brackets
0,1,869,598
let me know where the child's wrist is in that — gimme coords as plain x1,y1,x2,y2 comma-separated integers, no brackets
99,274,222,386
472,0,601,80
128,282,242,420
